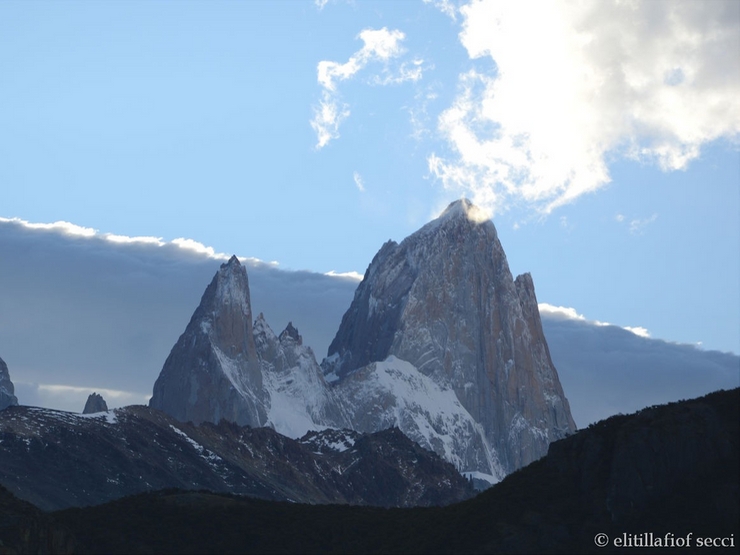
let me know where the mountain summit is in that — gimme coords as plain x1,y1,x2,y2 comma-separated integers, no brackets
323,199,576,480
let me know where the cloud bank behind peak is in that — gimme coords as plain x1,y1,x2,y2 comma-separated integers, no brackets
0,217,736,425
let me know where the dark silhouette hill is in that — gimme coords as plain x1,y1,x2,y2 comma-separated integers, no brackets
28,387,736,554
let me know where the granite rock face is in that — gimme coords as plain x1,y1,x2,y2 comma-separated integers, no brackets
0,356,19,411
324,199,576,479
82,392,108,414
150,257,345,436
149,255,266,427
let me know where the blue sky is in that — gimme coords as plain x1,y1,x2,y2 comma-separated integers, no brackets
1,0,738,354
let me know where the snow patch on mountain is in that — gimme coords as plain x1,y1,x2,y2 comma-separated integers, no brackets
334,355,505,480
254,315,349,439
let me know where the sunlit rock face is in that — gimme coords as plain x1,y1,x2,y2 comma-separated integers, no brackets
0,356,19,411
324,199,576,480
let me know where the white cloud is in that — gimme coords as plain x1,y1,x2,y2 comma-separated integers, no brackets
539,303,609,327
311,91,351,150
353,171,366,192
539,303,590,322
429,0,740,216
104,234,165,246
624,326,651,338
314,0,329,10
171,238,230,260
540,302,653,340
324,270,363,281
311,27,424,148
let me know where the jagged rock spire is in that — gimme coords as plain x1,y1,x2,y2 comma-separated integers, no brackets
149,255,265,426
0,356,19,410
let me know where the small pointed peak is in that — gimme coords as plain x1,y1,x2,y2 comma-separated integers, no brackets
83,392,108,414
225,254,241,267
279,321,302,345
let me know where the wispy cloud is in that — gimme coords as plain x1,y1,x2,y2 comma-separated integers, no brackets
311,27,424,149
429,0,740,216
353,171,366,192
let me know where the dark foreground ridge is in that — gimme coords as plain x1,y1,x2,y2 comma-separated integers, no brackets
0,405,472,512
2,388,736,554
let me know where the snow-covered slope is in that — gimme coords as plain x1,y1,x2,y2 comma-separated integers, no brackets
254,315,349,438
335,355,503,484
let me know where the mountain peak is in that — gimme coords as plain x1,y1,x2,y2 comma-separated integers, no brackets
150,256,265,426
323,198,575,476
225,254,241,267
436,198,491,225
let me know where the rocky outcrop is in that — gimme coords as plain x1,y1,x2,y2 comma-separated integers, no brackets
324,199,576,478
0,356,19,411
82,392,108,414
149,256,266,427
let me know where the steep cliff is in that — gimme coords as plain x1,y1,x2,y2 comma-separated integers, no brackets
324,199,576,479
